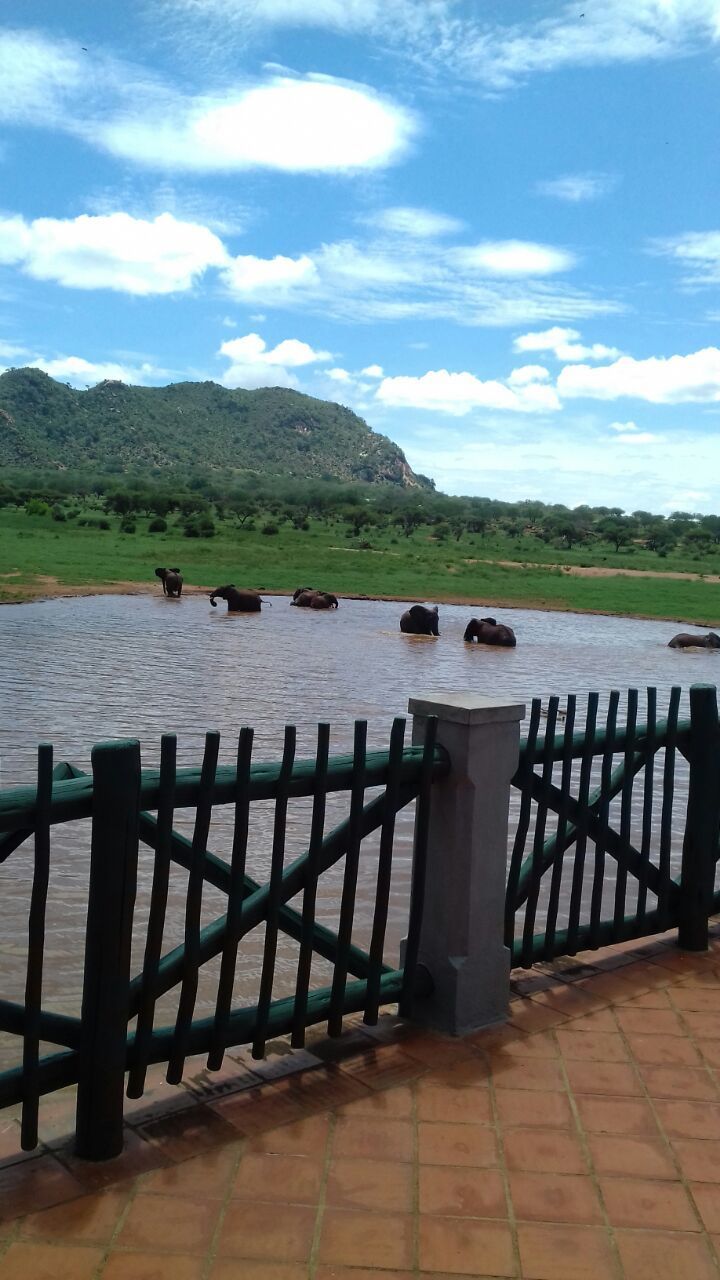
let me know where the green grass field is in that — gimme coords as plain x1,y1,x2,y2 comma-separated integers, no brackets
2,507,720,624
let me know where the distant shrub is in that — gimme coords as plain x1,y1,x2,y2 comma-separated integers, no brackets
26,499,49,517
51,504,66,522
77,516,111,530
261,522,279,536
149,517,167,533
120,517,136,533
183,515,216,538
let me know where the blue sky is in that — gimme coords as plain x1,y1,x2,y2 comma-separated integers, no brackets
2,2,720,512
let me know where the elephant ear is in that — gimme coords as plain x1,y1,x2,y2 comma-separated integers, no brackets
409,604,426,619
154,567,165,577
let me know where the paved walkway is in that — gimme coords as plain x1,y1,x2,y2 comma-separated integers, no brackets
2,933,720,1279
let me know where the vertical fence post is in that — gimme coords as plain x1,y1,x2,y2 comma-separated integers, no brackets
405,692,525,1035
75,740,141,1160
678,685,720,952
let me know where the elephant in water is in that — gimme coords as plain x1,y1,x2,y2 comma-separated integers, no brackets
210,585,264,612
155,567,183,597
291,588,339,609
400,604,439,636
668,631,720,649
464,617,517,647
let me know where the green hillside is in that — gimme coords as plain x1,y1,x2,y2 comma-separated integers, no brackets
0,367,431,487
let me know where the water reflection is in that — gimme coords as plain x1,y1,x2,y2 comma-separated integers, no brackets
1,593,717,1069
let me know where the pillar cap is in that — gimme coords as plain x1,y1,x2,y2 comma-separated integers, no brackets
409,692,526,725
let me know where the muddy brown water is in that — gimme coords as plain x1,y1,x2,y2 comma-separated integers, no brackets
1,593,718,1072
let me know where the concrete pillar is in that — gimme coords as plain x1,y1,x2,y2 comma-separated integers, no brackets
405,692,525,1036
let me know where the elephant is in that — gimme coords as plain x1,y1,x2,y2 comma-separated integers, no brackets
400,604,439,636
291,588,339,609
210,585,264,612
668,631,720,649
155,567,183,597
464,617,517,647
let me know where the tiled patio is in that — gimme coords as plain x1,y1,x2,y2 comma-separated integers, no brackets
3,933,720,1279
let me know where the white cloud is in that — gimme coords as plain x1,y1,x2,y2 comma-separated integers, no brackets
508,364,551,386
369,207,464,237
26,355,163,387
452,241,575,277
609,420,641,432
361,364,384,377
558,347,720,403
98,74,415,173
514,326,621,361
616,431,659,444
218,331,332,388
652,230,720,285
0,211,227,294
327,367,352,382
0,339,31,360
376,368,560,415
221,253,319,301
535,173,617,202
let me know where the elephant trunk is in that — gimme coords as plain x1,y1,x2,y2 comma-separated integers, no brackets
210,594,218,607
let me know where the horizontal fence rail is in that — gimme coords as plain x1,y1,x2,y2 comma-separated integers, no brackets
0,718,448,1158
506,683,720,967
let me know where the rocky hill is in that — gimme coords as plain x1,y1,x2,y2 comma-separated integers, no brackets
0,368,431,487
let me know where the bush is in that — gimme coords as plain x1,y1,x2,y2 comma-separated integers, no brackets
51,504,66,522
120,517,136,533
148,517,167,533
26,499,49,517
261,522,279,536
183,515,216,538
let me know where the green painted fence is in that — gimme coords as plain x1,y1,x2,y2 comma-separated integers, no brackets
506,683,720,967
0,717,447,1159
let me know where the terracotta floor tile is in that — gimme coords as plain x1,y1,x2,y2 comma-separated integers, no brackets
210,1263,308,1280
554,1009,618,1033
679,1010,720,1039
494,1087,573,1130
115,1193,219,1254
400,1032,477,1068
217,1202,316,1261
419,1165,507,1218
669,985,720,1011
496,1030,559,1058
624,1033,702,1066
690,1182,720,1232
555,1030,628,1063
102,1253,205,1280
564,1060,642,1097
0,1154,84,1222
489,1057,565,1092
140,1144,240,1197
654,1098,720,1140
53,1128,167,1192
332,1115,413,1162
416,1082,492,1125
509,1171,602,1224
573,972,640,1005
430,1057,491,1090
337,1086,414,1118
248,1113,330,1156
574,1094,658,1136
336,1045,425,1092
614,1007,685,1037
418,1215,515,1276
319,1208,414,1270
20,1186,132,1242
615,1229,717,1280
508,998,570,1032
585,1133,676,1180
315,1270,414,1280
674,1138,720,1182
516,1223,616,1280
418,1121,497,1168
696,1039,720,1068
325,1157,413,1213
136,1105,238,1162
209,1084,302,1137
639,1064,718,1101
231,1152,324,1204
0,1242,103,1280
270,1066,368,1115
600,1176,699,1230
622,990,674,1010
504,1128,586,1175
528,985,608,1019
0,1117,40,1169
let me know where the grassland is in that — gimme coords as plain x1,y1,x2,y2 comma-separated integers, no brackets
3,506,720,625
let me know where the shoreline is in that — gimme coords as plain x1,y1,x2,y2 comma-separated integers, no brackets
1,577,718,629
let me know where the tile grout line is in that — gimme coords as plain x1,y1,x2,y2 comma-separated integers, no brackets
553,1006,633,1280
91,1163,152,1279
197,1139,248,1280
410,1076,420,1279
486,1050,521,1279
307,1107,336,1280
